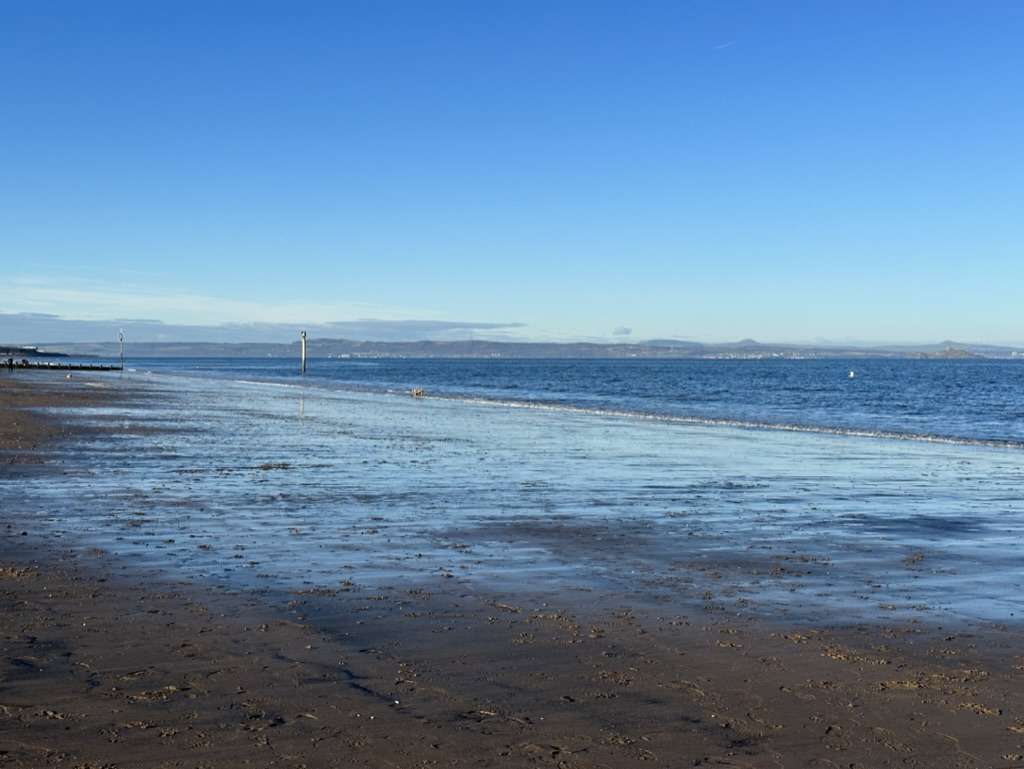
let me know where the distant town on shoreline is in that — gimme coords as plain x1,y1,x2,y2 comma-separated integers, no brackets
4,338,1024,360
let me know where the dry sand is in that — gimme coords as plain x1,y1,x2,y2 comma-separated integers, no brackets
2,374,1024,768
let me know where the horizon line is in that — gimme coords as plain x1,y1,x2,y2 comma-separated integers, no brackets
9,337,1024,351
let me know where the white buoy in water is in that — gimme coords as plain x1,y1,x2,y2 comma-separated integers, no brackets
848,370,856,379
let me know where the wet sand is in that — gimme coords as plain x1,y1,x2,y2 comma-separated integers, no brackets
3,374,1024,768
0,376,109,464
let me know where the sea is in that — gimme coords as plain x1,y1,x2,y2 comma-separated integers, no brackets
5,357,1023,624
135,356,1024,446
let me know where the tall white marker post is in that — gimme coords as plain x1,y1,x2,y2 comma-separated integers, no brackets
300,331,307,375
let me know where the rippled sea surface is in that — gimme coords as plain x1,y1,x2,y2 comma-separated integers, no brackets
132,357,1024,446
4,360,1024,624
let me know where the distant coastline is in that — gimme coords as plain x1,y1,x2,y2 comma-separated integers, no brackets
9,338,1024,360
0,345,68,359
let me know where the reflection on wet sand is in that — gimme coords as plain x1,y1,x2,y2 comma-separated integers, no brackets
5,371,1023,624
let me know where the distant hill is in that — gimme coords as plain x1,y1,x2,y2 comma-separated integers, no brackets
0,345,68,359
34,338,1024,360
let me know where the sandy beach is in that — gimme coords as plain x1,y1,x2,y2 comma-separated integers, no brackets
3,374,1024,768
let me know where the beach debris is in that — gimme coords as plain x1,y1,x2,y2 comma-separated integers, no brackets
490,601,522,613
127,685,186,703
958,701,1002,716
0,566,36,580
37,709,68,720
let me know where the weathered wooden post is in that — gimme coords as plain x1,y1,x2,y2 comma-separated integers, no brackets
300,331,307,375
118,329,125,372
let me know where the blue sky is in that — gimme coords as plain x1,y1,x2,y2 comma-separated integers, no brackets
2,1,1022,344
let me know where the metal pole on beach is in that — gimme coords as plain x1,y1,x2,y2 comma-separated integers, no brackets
300,331,307,375
118,329,125,373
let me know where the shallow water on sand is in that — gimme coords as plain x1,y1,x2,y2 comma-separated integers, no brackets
5,372,1024,624
128,356,1024,446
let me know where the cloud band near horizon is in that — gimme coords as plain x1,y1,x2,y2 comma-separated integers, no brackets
0,313,528,344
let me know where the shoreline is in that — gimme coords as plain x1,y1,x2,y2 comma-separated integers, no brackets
117,364,1024,451
2,373,1024,767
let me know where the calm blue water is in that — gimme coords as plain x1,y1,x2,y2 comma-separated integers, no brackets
127,357,1024,447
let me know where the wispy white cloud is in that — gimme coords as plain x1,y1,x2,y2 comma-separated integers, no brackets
0,313,527,344
6,275,415,326
1,276,528,343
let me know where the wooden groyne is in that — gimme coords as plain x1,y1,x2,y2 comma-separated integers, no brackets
4,359,122,372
